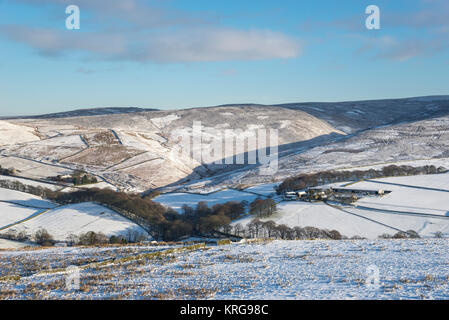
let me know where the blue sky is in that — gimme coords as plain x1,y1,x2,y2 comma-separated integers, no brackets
0,0,448,116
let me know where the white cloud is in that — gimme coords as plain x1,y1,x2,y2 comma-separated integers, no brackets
144,29,301,62
0,26,302,63
1,0,302,63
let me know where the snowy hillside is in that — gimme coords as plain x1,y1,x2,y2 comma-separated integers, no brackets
217,115,449,188
351,173,449,216
0,105,343,191
0,239,448,299
0,202,44,232
0,121,40,145
2,96,448,193
231,173,449,239
0,188,150,242
7,203,150,242
0,238,36,249
0,187,56,209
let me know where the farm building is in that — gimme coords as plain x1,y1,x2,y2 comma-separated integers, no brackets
331,188,391,196
283,191,307,201
282,186,391,202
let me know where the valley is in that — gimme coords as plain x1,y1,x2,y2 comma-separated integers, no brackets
0,96,448,245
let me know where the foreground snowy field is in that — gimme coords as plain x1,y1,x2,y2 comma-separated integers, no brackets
0,239,447,300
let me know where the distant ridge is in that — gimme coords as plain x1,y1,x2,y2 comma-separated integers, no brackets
210,96,449,109
1,107,159,120
3,95,448,119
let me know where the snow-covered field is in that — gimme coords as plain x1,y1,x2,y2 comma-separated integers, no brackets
0,238,36,249
243,183,278,197
0,239,447,299
0,175,62,191
0,202,43,230
347,208,449,238
0,188,56,209
353,173,449,216
232,202,398,239
0,188,149,242
60,181,117,192
0,156,73,180
0,121,39,145
154,189,262,213
7,202,150,242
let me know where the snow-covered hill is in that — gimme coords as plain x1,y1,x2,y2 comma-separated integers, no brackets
0,121,40,145
0,188,150,242
2,96,448,193
0,105,343,191
8,202,150,242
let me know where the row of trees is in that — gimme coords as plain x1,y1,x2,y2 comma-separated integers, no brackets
229,219,429,240
276,165,447,194
379,230,420,239
9,228,148,246
231,219,343,240
0,179,57,198
172,198,278,240
249,198,277,218
169,200,247,239
0,223,435,247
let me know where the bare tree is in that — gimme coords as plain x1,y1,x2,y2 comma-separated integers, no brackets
233,223,243,237
34,229,54,246
262,221,277,238
277,224,291,239
66,234,79,246
247,219,263,238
